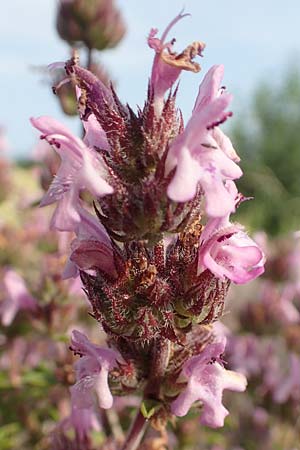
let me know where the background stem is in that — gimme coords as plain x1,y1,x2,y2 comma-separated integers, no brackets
87,47,93,70
121,409,148,450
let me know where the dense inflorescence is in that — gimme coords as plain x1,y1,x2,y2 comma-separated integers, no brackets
31,12,265,448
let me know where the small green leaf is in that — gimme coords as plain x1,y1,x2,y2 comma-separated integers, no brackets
140,400,159,419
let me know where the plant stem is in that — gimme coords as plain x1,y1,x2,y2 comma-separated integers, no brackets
105,408,124,442
145,339,171,399
87,47,93,70
121,409,148,450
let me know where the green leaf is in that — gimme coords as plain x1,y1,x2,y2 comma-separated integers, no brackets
140,400,158,419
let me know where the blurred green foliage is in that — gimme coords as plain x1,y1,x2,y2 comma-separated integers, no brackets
232,64,300,235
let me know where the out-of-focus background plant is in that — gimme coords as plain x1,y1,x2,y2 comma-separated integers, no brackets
1,0,300,449
54,0,126,116
234,65,300,236
1,1,128,449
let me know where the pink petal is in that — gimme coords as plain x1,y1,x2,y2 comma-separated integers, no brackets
30,116,83,157
171,338,247,428
148,12,202,115
185,93,233,147
71,330,120,365
199,220,265,284
70,239,116,277
209,147,242,180
171,377,201,417
80,150,113,197
75,206,111,245
94,367,114,409
66,406,101,443
50,189,81,231
193,65,225,112
212,127,240,162
70,375,95,409
167,146,202,202
62,257,79,280
83,113,109,150
0,299,19,327
1,270,37,326
31,115,113,218
202,176,236,218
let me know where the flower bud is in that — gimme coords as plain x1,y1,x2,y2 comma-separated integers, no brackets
54,62,111,116
56,0,126,50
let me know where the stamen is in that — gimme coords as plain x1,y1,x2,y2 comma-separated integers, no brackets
201,143,218,149
52,77,71,95
207,111,233,130
47,61,65,71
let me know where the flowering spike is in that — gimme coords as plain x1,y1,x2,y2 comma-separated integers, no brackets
33,14,266,442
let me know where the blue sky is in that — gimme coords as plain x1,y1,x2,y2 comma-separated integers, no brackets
1,0,299,158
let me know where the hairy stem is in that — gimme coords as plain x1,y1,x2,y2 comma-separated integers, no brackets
145,339,171,399
121,409,148,450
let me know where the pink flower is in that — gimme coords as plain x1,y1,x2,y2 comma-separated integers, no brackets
261,281,300,325
60,404,101,444
0,270,38,326
198,225,265,284
171,338,247,428
148,11,205,115
61,204,116,279
227,335,265,377
69,330,121,409
198,184,265,284
273,353,300,403
31,115,116,278
30,116,113,231
66,406,101,443
166,65,242,217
